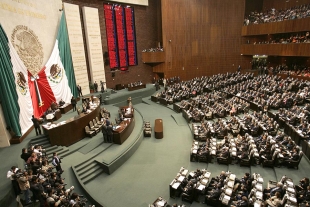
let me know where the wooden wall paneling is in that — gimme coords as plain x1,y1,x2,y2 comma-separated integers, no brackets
160,0,247,80
241,44,310,57
245,0,263,17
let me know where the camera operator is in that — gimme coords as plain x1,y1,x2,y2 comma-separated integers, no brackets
46,188,66,207
52,152,64,174
48,172,63,188
30,176,45,207
17,170,31,205
6,166,21,197
41,160,54,172
70,193,80,206
34,145,46,157
27,152,41,174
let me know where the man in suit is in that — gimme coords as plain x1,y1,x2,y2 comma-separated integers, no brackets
71,96,77,112
31,115,41,135
102,124,108,143
94,81,98,93
263,182,283,199
105,117,111,126
206,184,221,200
52,152,63,174
285,148,300,164
231,196,248,207
107,125,113,143
77,85,82,97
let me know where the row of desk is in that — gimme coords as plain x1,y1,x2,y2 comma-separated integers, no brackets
42,98,101,146
42,98,136,146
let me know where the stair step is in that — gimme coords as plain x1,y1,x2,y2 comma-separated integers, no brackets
83,168,105,185
80,164,102,180
45,145,60,154
29,139,50,147
78,162,98,176
75,158,96,171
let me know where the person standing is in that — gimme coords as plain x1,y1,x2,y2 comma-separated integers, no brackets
52,152,63,174
107,125,113,143
102,123,108,143
77,85,82,97
31,115,41,136
100,81,105,93
7,166,21,198
94,81,98,93
17,171,31,205
71,96,77,112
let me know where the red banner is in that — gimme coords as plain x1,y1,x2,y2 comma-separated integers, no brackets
125,7,137,66
104,4,119,69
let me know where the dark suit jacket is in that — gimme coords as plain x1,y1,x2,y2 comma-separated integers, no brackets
209,188,221,199
107,125,113,135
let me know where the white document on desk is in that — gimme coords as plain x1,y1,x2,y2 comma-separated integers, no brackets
172,182,180,189
198,184,205,190
156,200,165,207
178,175,185,182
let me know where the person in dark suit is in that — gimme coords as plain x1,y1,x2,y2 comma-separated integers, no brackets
231,196,248,207
285,148,300,164
71,96,77,112
263,182,283,199
102,124,108,143
31,115,41,135
206,184,221,200
105,117,111,126
20,148,31,163
107,125,113,143
77,85,82,97
94,81,98,93
59,99,65,107
52,152,63,174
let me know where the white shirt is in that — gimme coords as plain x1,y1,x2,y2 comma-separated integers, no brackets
7,168,18,180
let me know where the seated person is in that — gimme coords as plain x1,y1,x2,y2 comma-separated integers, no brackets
50,102,58,111
82,106,87,113
46,107,54,115
59,99,65,107
231,196,248,207
284,148,300,164
263,182,283,200
265,192,282,207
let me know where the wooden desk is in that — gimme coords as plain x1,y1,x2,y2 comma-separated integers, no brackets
128,84,146,91
42,98,101,146
154,119,163,139
59,103,72,114
113,107,135,145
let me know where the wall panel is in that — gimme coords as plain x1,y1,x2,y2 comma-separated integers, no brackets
241,44,310,57
157,0,247,80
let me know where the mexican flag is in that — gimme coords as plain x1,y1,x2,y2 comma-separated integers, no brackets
28,40,72,118
0,24,35,136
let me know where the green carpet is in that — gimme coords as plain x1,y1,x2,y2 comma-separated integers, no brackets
171,114,189,126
